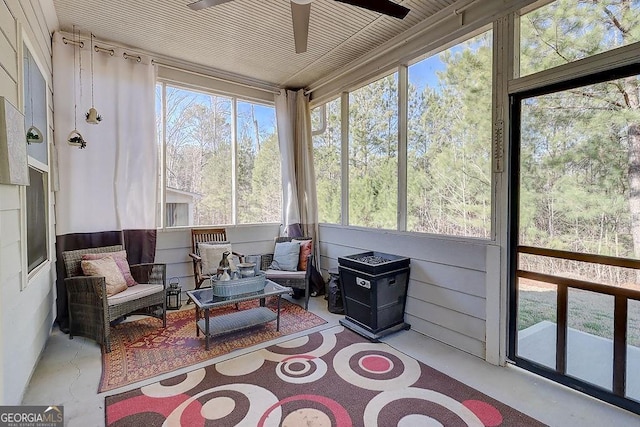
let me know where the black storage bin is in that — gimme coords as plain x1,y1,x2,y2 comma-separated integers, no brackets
338,251,410,341
327,268,344,314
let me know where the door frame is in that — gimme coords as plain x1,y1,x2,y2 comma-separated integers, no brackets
507,63,640,415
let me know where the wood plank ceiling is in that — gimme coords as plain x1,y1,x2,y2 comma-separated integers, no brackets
52,0,456,89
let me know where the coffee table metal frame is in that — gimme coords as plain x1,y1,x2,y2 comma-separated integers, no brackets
186,280,292,350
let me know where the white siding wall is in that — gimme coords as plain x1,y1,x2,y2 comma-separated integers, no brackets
0,0,55,405
319,224,498,360
155,224,281,292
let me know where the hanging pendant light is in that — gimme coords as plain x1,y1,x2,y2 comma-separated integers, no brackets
85,107,100,124
25,51,43,144
68,26,87,149
85,33,101,125
67,129,86,149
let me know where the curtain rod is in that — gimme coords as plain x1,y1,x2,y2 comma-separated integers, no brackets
94,45,114,56
61,33,280,95
63,37,143,64
123,53,141,63
63,37,122,59
62,37,83,48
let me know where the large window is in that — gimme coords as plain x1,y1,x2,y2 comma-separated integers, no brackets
520,0,640,77
312,98,341,224
349,73,398,229
236,101,280,224
311,31,492,239
407,30,492,238
157,83,281,227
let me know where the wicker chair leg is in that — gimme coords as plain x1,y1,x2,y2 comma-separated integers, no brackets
105,324,111,353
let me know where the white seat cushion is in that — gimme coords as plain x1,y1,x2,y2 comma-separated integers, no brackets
107,283,164,306
264,269,305,280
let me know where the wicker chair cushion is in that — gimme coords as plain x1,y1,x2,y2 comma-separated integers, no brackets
263,269,306,280
107,283,164,306
269,241,301,271
81,257,128,296
82,250,138,287
63,245,124,277
199,242,234,275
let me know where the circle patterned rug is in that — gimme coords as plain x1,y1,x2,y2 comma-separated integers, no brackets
105,326,546,426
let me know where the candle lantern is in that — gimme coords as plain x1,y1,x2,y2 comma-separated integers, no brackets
166,277,182,310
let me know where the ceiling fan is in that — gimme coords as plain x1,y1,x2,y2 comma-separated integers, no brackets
187,0,410,54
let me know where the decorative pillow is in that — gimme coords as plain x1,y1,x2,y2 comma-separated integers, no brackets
294,239,312,271
82,250,138,287
269,241,301,271
81,257,128,296
199,242,235,275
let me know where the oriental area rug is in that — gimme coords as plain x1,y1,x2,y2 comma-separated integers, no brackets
105,326,546,426
99,299,326,393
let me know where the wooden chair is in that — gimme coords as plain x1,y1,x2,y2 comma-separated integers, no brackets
188,228,243,291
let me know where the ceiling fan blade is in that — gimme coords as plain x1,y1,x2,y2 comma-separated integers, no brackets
334,0,409,19
291,1,311,54
187,0,235,11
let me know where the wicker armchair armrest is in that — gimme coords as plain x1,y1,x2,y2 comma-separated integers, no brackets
65,276,109,346
130,263,167,288
65,276,107,302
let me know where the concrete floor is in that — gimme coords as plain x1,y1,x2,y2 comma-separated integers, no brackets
22,295,640,427
519,320,640,400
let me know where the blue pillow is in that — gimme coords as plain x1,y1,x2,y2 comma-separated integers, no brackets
269,241,301,271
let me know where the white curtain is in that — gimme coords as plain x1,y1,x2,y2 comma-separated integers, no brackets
275,88,319,265
294,89,319,241
275,89,301,231
52,32,157,235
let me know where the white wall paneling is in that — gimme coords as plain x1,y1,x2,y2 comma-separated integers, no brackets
0,0,55,405
155,224,281,292
318,224,490,358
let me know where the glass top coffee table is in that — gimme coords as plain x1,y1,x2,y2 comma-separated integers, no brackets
186,280,292,350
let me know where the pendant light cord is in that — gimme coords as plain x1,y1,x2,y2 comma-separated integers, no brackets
90,32,94,107
28,53,34,125
73,25,77,129
79,29,82,111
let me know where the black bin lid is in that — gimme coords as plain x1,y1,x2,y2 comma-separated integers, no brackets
338,251,410,275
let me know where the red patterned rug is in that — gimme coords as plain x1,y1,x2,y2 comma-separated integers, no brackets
99,299,326,393
105,326,546,426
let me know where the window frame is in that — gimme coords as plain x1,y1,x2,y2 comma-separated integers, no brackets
311,96,342,224
311,26,495,241
19,33,51,288
156,79,281,229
